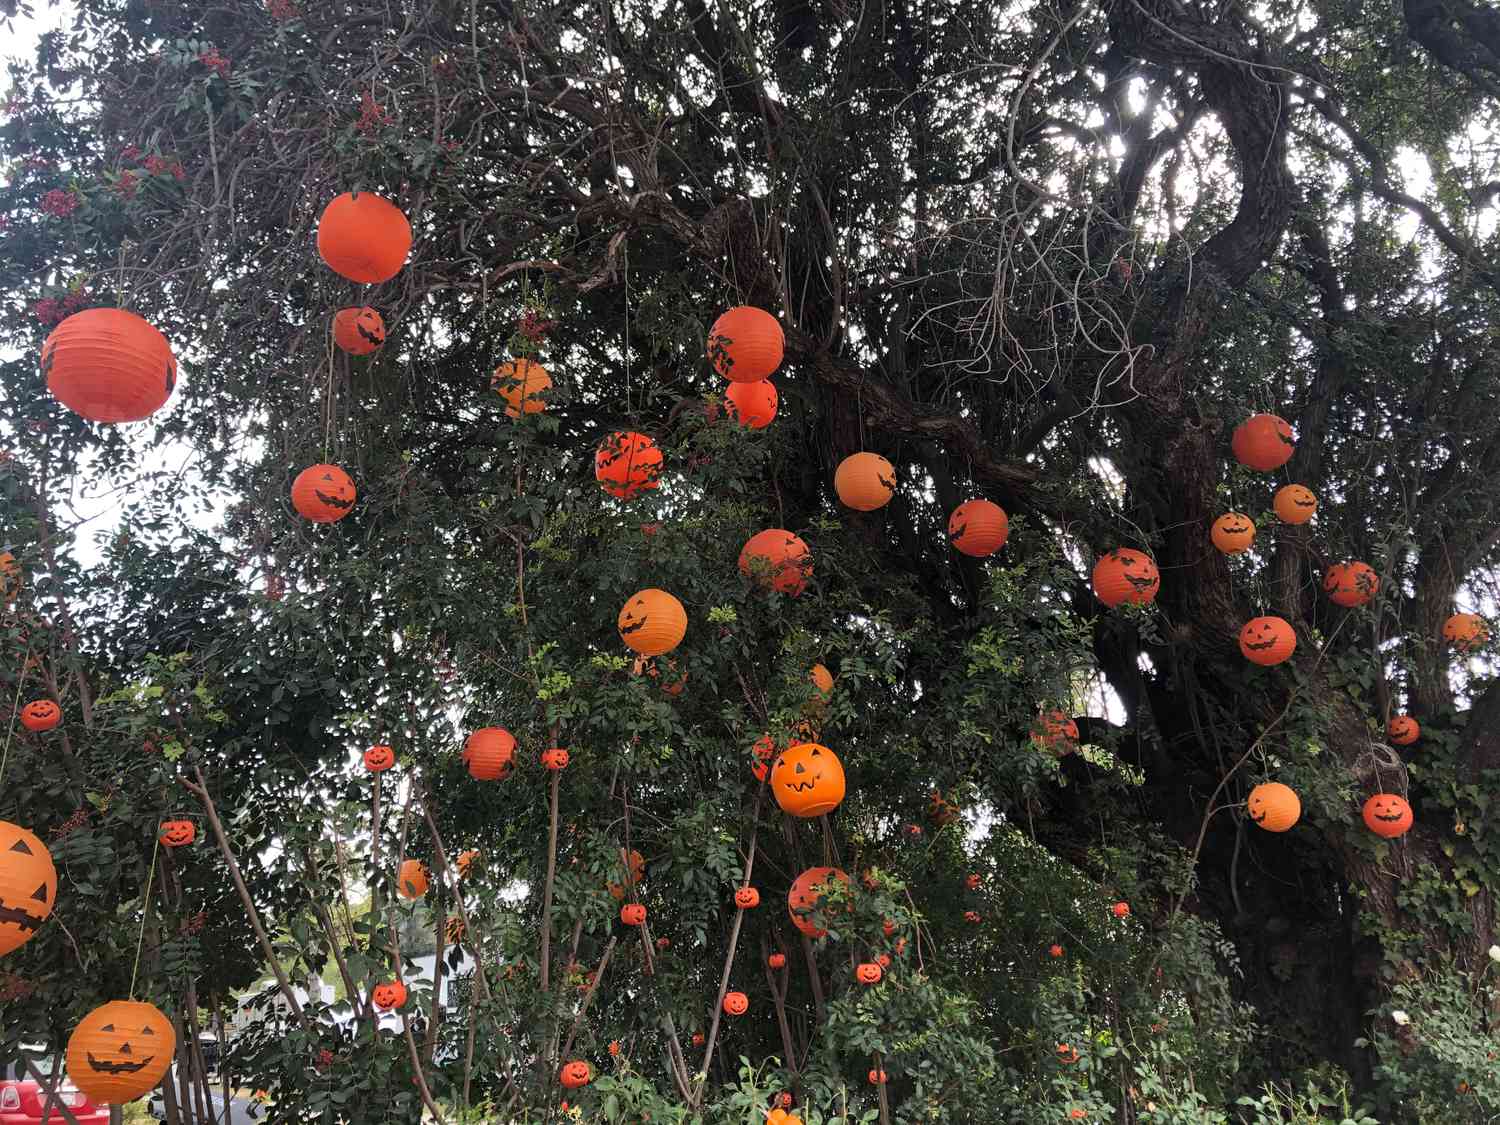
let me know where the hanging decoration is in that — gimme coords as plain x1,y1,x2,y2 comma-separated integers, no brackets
363,745,395,772
1324,562,1378,607
738,530,813,595
594,432,663,500
291,464,357,523
316,192,412,284
397,859,429,899
65,1000,175,1104
19,700,60,732
770,742,846,817
42,308,177,424
1210,513,1255,554
724,380,778,429
948,500,1009,557
1387,716,1420,746
617,589,687,656
834,453,896,511
0,821,56,957
372,980,408,1011
1443,612,1489,652
1246,782,1300,832
1239,616,1296,666
157,820,196,848
1231,413,1295,471
1091,549,1161,607
560,1061,592,1089
332,306,386,355
1273,484,1317,524
788,866,850,938
1362,794,1413,838
492,359,552,418
722,990,749,1015
707,306,784,383
463,727,517,781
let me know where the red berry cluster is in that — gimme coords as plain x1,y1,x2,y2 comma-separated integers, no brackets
143,154,186,181
49,807,89,840
40,188,79,218
114,170,139,198
198,48,231,78
355,92,392,136
32,288,90,326
120,143,141,161
517,308,556,344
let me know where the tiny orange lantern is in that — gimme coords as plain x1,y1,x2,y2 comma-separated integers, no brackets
618,588,688,656
708,306,784,383
1210,513,1255,554
594,431,663,500
541,747,570,770
158,820,196,848
463,727,516,780
834,452,896,511
1239,616,1296,666
1246,782,1300,832
948,500,1009,557
735,887,760,909
620,903,646,926
770,742,846,817
1231,413,1295,471
332,306,385,355
1031,710,1079,754
316,191,412,284
398,859,429,899
722,991,749,1016
1388,716,1420,746
739,530,812,595
42,308,177,423
810,664,834,697
1273,484,1317,524
768,952,786,969
1324,561,1379,607
1092,549,1160,607
855,962,882,985
1111,901,1130,919
291,464,357,523
724,380,778,429
1444,613,1489,652
964,909,981,924
868,1069,886,1085
363,745,395,772
1049,943,1064,958
19,700,60,732
0,821,56,956
492,358,552,417
559,1060,591,1089
1362,793,1413,838
788,866,850,938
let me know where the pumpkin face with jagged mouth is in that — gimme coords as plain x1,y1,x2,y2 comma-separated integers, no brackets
291,463,357,523
0,821,56,956
1238,616,1296,666
66,999,176,1104
1362,793,1413,838
1210,513,1255,555
770,742,846,818
20,699,60,732
1092,549,1161,607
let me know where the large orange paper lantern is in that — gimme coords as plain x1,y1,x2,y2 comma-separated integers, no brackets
788,866,850,938
1273,484,1317,524
316,192,412,284
492,359,552,417
617,589,687,656
66,1000,175,1104
948,500,1009,557
1362,793,1413,838
463,727,516,780
738,530,812,595
724,380,777,429
1239,616,1296,666
770,742,846,817
1231,413,1295,471
834,453,895,511
0,821,56,956
1444,612,1489,652
708,306,784,383
291,464,356,523
1210,513,1255,554
1092,549,1160,607
1324,561,1378,607
1246,782,1300,832
42,308,177,423
332,306,386,355
594,431,663,500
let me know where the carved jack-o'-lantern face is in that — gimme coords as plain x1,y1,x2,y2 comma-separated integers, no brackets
540,747,570,770
734,886,760,909
1362,793,1413,838
1387,715,1420,746
66,1000,176,1104
363,745,395,772
158,820,196,848
291,464,357,523
620,903,646,926
1092,549,1161,607
1238,616,1297,666
617,588,688,657
770,742,846,818
332,306,386,355
1246,782,1301,833
1273,484,1317,525
20,700,60,732
1210,513,1256,554
722,991,749,1016
855,962,883,985
371,980,407,1011
0,820,57,956
560,1060,592,1089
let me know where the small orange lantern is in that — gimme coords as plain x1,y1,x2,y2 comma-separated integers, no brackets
594,431,663,500
722,990,749,1016
463,727,516,780
560,1060,591,1089
19,700,60,732
788,866,850,938
1444,613,1489,652
708,306,784,383
492,358,551,417
1362,793,1413,838
1210,513,1256,554
770,742,846,817
397,859,429,899
363,745,395,772
724,380,778,429
948,500,1009,557
738,530,812,595
0,821,56,956
66,1000,175,1104
1092,549,1160,607
834,452,896,511
1231,413,1295,471
158,820,196,848
1387,716,1420,746
291,464,357,523
620,903,646,926
332,306,385,355
1246,782,1300,832
1324,562,1378,607
42,308,178,423
1239,616,1296,666
1273,484,1317,524
735,886,760,909
316,191,412,284
618,588,687,656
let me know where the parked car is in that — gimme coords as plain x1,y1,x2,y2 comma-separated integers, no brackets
0,1078,107,1125
147,1085,265,1123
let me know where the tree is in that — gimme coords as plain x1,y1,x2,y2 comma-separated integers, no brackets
1,0,1500,1120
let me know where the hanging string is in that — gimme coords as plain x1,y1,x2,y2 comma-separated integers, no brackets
129,831,163,1000
0,644,33,790
323,321,338,463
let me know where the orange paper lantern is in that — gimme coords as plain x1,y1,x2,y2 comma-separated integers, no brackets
0,821,56,957
1362,793,1413,838
1387,715,1420,746
291,464,357,523
770,742,846,817
1239,616,1296,666
948,500,1009,557
332,306,386,355
316,192,412,284
1231,413,1295,471
724,380,778,429
594,431,663,500
738,530,812,595
834,452,896,511
1092,549,1160,607
372,980,408,1011
397,859,429,899
1324,562,1378,607
618,588,687,656
463,727,516,781
708,306,784,383
1444,613,1489,652
1273,484,1317,524
788,866,850,938
19,700,60,732
42,308,177,423
66,1000,175,1104
1210,513,1255,554
492,359,552,417
1246,782,1300,832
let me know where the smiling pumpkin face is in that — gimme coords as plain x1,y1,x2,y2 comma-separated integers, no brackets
371,980,408,1011
1246,782,1301,832
617,588,688,657
66,999,176,1104
1210,513,1256,554
291,463,357,523
1362,793,1413,838
0,821,56,956
770,742,847,818
157,819,196,848
1273,484,1318,525
1239,616,1297,666
560,1060,592,1089
1092,549,1161,607
1387,715,1420,746
19,699,60,732
332,306,386,355
363,744,395,772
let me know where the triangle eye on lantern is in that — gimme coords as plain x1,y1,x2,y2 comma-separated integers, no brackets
11,840,31,855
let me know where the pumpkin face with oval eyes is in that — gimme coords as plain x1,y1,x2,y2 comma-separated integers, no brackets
1239,616,1297,666
291,464,357,523
1246,782,1301,832
855,962,882,985
371,980,407,1011
20,700,60,732
158,820,196,848
722,991,749,1016
1273,484,1318,524
1092,549,1161,607
363,745,395,772
770,742,846,818
66,999,176,1104
734,886,760,909
1363,793,1413,838
0,821,57,956
1210,513,1256,554
1388,715,1420,746
560,1060,591,1089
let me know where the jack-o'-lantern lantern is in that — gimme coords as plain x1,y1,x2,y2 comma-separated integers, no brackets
620,903,646,926
291,464,357,523
1273,484,1317,524
788,866,850,938
371,980,408,1011
752,734,778,762
948,499,1009,557
595,431,663,500
722,990,749,1016
734,886,760,909
1031,710,1079,754
491,358,552,417
0,821,56,956
157,820,195,848
1362,793,1413,838
766,1110,802,1125
810,664,834,697
1239,616,1296,666
868,1069,887,1085
834,452,896,511
456,850,479,878
724,380,778,429
738,530,812,595
691,1032,705,1047
1210,513,1256,554
1444,613,1489,652
1231,413,1295,471
541,747,570,770
1324,561,1378,607
316,192,411,284
463,727,516,780
397,859,429,900
444,915,465,944
65,1000,175,1104
618,588,687,656
770,742,846,817
363,745,395,772
20,700,60,732
332,306,386,355
855,962,882,985
1388,715,1420,746
42,308,177,423
768,952,787,969
559,1060,591,1089
633,655,688,696
1092,549,1160,607
0,552,19,603
708,306,784,383
1246,782,1300,832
